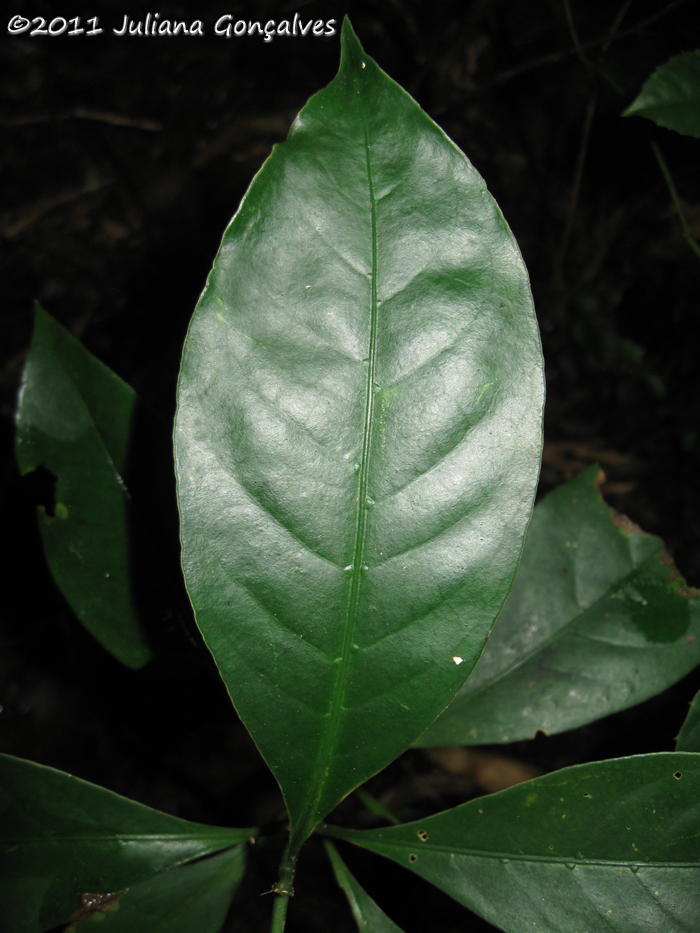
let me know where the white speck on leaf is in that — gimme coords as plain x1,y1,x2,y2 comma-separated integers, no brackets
453,656,463,665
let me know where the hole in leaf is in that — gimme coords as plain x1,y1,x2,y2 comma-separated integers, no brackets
409,853,418,862
582,792,590,797
21,464,58,517
417,831,428,842
673,771,682,780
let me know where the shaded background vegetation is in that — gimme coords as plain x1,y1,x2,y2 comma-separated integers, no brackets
2,1,699,930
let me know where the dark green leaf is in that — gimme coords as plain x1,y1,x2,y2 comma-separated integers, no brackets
0,753,254,933
623,50,700,138
676,689,700,752
324,841,405,933
14,306,150,669
324,753,700,933
175,18,543,852
65,845,246,933
418,466,700,746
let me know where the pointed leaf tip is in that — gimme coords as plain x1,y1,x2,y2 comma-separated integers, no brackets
623,50,700,138
340,16,359,47
339,16,369,77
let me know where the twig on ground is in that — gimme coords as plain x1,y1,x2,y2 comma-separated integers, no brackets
3,107,161,131
650,140,700,263
0,178,112,239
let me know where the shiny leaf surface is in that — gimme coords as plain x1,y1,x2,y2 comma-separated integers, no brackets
66,845,246,933
0,753,254,933
325,841,405,932
418,467,700,746
624,50,700,138
324,753,700,933
676,689,700,752
175,19,543,852
14,306,150,669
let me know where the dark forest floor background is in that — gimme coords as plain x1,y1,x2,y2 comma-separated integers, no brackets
2,1,700,930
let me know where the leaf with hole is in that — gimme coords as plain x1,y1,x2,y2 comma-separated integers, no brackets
15,306,154,669
325,841,406,933
624,50,700,138
417,466,700,746
324,753,700,933
174,19,543,853
0,753,254,933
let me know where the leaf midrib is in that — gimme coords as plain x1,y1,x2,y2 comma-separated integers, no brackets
48,346,134,500
364,841,698,869
3,832,249,844
327,831,696,868
293,78,379,849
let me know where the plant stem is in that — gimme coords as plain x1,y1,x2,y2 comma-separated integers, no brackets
270,843,296,933
650,140,700,263
270,890,290,933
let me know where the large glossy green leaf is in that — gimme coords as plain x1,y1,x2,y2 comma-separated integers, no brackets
175,19,543,852
676,688,700,752
14,306,150,669
324,753,700,933
623,50,700,138
418,466,700,746
0,753,254,933
64,845,246,933
324,841,405,933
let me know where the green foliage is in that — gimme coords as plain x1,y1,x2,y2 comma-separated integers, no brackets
0,754,253,933
68,847,249,933
624,50,700,262
15,306,153,669
174,18,543,857
324,754,700,932
325,842,406,932
418,465,700,746
624,50,700,138
7,18,700,933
